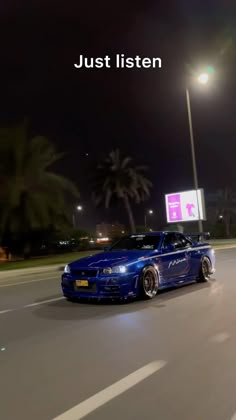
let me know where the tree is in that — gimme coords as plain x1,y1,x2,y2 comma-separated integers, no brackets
92,149,152,232
207,188,236,237
0,122,79,256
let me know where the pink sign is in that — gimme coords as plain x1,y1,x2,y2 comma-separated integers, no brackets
167,194,183,222
165,189,205,223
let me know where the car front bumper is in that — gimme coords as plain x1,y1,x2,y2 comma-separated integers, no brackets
61,273,139,299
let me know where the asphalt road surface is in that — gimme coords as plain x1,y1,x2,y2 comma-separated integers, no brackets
1,249,236,420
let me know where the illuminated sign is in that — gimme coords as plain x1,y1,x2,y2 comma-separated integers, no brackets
165,189,206,223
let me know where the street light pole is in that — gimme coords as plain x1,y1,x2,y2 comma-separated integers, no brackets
72,205,83,229
144,210,153,230
186,87,203,233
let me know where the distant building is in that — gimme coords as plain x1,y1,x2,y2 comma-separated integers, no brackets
96,222,125,239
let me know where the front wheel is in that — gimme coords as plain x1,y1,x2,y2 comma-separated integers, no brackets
197,257,211,282
140,266,159,299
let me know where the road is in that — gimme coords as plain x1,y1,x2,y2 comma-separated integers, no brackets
1,249,236,420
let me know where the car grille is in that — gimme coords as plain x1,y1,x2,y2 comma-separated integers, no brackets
71,269,98,277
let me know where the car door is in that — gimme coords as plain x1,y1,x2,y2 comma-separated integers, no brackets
160,233,191,284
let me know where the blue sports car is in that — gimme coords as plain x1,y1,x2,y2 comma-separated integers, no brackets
61,231,215,301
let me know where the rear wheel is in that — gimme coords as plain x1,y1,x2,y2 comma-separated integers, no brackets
140,266,159,299
197,257,211,282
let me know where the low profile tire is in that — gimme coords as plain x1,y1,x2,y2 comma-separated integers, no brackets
140,266,159,299
197,257,211,282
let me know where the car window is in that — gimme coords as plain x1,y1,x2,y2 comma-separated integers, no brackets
162,233,178,248
110,235,161,251
175,233,192,249
163,233,192,250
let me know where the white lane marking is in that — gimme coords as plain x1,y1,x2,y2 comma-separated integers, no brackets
52,360,167,420
0,309,14,315
24,297,64,308
0,297,65,315
0,275,58,288
209,333,230,343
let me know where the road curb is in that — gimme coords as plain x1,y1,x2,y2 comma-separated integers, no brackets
214,245,236,250
0,264,65,279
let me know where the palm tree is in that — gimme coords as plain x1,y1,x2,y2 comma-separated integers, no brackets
92,149,152,232
207,188,236,237
0,122,79,256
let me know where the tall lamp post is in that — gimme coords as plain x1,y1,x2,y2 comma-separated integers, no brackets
72,205,83,229
144,209,153,229
186,71,211,233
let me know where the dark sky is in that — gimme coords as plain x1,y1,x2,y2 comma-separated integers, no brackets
0,0,236,230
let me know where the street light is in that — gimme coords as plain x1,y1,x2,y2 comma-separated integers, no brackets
144,209,153,229
72,205,83,228
186,69,213,233
197,73,209,84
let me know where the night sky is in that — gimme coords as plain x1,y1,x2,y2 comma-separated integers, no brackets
1,1,236,230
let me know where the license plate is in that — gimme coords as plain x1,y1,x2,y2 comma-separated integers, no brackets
76,280,89,287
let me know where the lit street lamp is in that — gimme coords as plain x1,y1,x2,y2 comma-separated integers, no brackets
144,209,153,229
197,73,209,84
72,205,83,228
186,68,213,233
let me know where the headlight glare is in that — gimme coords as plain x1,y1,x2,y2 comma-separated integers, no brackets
64,264,71,274
102,266,127,274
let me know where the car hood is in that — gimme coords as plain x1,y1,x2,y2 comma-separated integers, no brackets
69,250,156,269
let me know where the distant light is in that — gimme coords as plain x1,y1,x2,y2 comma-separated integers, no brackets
1,347,6,352
198,73,209,84
219,215,223,219
149,210,153,214
149,229,153,232
77,205,83,211
206,66,215,75
99,232,102,237
121,230,125,234
85,153,89,156
97,237,109,243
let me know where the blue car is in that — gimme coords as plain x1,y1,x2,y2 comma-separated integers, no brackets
61,231,215,301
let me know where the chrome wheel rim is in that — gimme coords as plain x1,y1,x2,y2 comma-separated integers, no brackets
143,270,158,297
202,260,209,279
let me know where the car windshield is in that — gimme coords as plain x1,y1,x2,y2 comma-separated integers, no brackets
110,234,161,251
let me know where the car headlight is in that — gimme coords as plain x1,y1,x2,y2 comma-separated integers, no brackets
102,266,127,274
64,264,71,274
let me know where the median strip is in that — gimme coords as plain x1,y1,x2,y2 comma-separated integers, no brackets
214,245,236,250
